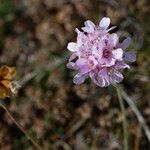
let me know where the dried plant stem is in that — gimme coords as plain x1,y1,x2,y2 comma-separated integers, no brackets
0,100,42,150
119,87,150,143
114,85,128,150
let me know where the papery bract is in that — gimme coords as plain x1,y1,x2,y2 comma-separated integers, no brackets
0,66,18,99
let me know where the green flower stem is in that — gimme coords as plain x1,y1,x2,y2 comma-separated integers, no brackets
0,100,43,150
114,85,128,150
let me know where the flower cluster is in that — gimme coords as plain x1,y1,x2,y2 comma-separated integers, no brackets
67,17,136,87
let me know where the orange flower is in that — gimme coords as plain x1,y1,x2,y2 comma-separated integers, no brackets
0,66,17,99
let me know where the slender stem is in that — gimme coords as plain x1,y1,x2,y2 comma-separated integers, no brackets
0,100,43,150
114,85,128,150
120,87,150,143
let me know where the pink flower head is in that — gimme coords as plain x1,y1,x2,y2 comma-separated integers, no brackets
67,17,136,87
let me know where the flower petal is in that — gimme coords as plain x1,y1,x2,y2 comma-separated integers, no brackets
81,27,91,33
82,20,95,33
112,48,123,60
88,56,98,69
67,62,77,70
69,53,77,61
89,71,98,85
73,73,86,85
76,58,90,74
121,37,131,49
99,17,110,30
67,42,77,52
115,61,130,69
124,51,136,62
76,29,87,46
84,20,95,28
99,56,115,67
110,70,123,83
108,33,119,48
97,68,110,87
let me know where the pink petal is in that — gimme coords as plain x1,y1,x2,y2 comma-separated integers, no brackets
84,20,95,29
106,57,116,66
76,58,90,74
108,33,119,47
121,37,131,49
89,71,98,85
89,56,98,68
98,39,105,51
97,68,110,87
92,46,99,57
76,31,87,46
97,78,105,87
124,51,136,62
112,48,123,60
99,56,115,67
99,17,110,30
67,42,77,52
67,62,77,70
67,54,78,70
73,73,85,85
69,53,77,62
110,70,123,83
81,20,95,33
76,58,87,66
81,27,90,33
115,61,130,69
82,20,95,33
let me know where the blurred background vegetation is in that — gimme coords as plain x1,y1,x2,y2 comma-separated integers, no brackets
0,0,150,149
